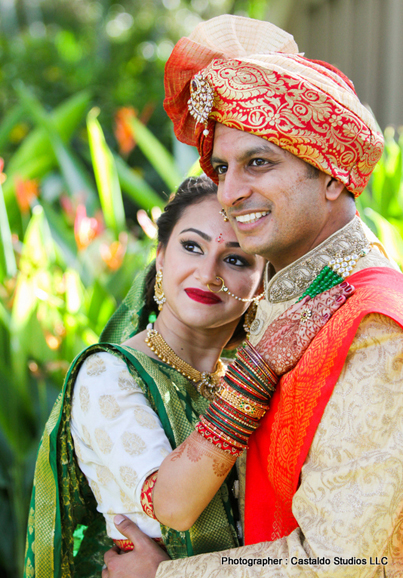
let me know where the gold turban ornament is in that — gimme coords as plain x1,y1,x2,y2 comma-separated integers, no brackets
164,15,384,196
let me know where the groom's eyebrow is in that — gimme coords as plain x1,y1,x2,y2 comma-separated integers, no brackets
179,228,240,247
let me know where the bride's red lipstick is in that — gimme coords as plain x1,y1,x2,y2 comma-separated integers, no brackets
185,288,222,305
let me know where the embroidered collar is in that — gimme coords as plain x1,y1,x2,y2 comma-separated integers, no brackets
265,216,369,303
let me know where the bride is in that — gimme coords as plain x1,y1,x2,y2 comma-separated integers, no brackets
24,176,351,578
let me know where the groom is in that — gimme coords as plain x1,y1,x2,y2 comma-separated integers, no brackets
103,15,403,577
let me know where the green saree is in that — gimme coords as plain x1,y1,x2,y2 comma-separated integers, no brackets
24,268,239,577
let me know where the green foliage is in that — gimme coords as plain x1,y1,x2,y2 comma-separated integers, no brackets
0,3,402,576
0,86,171,578
357,127,403,269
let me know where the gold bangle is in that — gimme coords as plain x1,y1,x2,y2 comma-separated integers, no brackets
217,386,268,419
207,405,256,435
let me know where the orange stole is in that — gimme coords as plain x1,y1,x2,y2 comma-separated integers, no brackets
244,267,403,545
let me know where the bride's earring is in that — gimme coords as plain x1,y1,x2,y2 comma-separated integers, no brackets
154,269,166,311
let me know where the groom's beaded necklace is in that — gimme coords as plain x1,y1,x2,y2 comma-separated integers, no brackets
297,246,370,302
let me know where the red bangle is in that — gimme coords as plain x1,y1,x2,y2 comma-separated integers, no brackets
114,537,167,552
195,421,244,457
114,539,134,551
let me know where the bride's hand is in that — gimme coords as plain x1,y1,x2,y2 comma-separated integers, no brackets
255,281,355,376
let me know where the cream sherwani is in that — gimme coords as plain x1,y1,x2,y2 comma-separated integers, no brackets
156,217,403,577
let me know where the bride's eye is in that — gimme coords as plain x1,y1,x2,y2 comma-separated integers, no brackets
180,240,203,254
225,255,249,267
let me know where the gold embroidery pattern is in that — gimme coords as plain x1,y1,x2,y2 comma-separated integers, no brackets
133,406,159,429
79,385,90,413
94,428,113,454
90,479,103,505
266,216,369,303
82,424,92,447
73,437,84,460
32,392,63,578
118,369,142,392
96,465,114,486
266,288,403,536
119,465,138,489
121,431,146,456
197,58,384,196
119,488,136,511
99,394,121,420
28,507,34,535
293,313,403,573
25,558,34,578
86,354,106,376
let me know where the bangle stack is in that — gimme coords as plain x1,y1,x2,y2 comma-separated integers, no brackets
196,341,279,455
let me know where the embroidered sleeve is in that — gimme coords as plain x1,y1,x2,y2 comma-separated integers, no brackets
140,471,159,520
70,351,172,540
156,313,403,576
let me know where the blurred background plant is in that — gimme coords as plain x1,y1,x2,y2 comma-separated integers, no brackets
0,1,402,577
357,127,403,269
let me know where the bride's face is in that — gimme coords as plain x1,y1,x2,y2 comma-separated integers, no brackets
156,196,265,332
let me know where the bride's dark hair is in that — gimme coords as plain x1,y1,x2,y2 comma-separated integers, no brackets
144,176,250,348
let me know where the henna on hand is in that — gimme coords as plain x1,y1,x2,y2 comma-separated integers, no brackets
256,282,355,375
168,431,236,476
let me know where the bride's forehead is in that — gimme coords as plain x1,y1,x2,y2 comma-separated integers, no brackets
175,199,236,238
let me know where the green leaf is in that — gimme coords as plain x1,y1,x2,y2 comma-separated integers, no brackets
0,362,32,457
87,108,126,237
7,90,92,175
186,158,203,177
19,205,56,269
0,103,25,151
9,275,37,410
364,207,403,268
382,132,402,216
128,115,182,192
0,301,11,330
247,0,268,19
85,280,116,334
64,269,85,314
0,181,17,281
14,82,97,201
114,155,164,210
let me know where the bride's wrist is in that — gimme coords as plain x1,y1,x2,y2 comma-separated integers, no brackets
195,341,279,452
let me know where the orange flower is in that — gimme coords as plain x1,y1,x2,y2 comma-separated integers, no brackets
0,158,6,185
114,104,155,156
115,107,136,155
15,177,39,212
45,333,61,350
100,234,127,270
74,205,103,251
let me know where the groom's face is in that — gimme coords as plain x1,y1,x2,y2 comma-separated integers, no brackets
211,124,331,272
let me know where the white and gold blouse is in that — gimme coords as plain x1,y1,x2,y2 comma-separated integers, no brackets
70,352,173,540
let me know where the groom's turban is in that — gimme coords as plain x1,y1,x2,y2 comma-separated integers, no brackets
164,15,383,196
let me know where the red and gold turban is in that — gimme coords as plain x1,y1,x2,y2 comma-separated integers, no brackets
164,15,383,196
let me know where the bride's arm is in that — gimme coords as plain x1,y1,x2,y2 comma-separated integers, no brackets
71,351,173,539
152,282,354,530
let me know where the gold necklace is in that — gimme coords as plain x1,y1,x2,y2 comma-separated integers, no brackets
145,324,225,400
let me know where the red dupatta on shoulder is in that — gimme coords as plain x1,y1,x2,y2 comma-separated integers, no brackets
244,267,403,545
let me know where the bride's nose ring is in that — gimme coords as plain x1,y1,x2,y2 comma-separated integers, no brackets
207,276,225,293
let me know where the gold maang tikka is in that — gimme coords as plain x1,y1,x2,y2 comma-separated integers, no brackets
187,73,215,136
